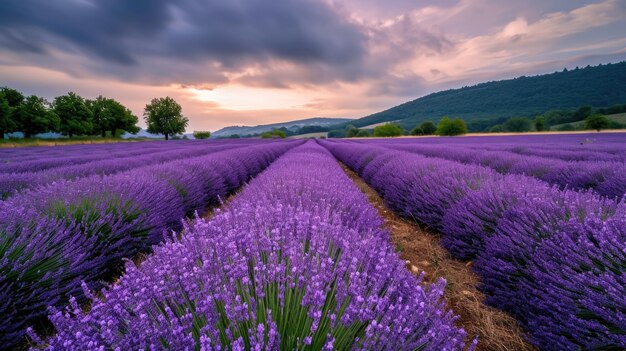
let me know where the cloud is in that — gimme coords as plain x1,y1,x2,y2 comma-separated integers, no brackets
1,0,626,130
0,0,366,85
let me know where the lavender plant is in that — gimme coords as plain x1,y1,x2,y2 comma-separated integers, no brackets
0,141,298,347
322,139,626,350
37,143,474,350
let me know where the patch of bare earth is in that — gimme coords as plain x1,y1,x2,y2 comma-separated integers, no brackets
340,164,536,351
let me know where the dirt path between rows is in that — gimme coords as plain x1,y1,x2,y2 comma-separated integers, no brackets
339,164,536,351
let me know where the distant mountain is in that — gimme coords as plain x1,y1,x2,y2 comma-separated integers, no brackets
122,129,164,139
346,61,626,130
212,117,353,137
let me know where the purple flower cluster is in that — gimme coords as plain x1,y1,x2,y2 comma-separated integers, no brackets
0,140,299,347
38,142,473,350
370,141,626,198
321,139,626,350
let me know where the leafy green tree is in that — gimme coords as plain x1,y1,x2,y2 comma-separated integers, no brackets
373,123,403,137
436,117,467,136
193,131,211,139
420,121,437,135
87,96,139,137
410,126,423,135
356,129,370,137
345,124,359,138
144,97,188,140
260,129,286,139
534,116,545,131
0,87,24,107
0,99,15,140
112,107,140,137
585,114,610,132
504,117,533,132
15,96,60,138
0,87,24,139
53,92,93,137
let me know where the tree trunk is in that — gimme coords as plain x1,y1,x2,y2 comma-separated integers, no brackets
101,130,106,138
68,131,73,138
24,132,32,139
165,133,169,140
111,129,116,138
0,131,4,139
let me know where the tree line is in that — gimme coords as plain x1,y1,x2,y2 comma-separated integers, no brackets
336,117,469,138
0,86,191,140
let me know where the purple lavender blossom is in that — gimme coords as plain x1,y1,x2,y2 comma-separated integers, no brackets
38,142,472,350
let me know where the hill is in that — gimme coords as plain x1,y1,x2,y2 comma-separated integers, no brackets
212,117,352,137
347,61,626,130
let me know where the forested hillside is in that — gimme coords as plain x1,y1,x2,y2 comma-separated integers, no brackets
350,61,626,129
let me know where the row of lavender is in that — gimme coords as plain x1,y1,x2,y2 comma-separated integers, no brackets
0,140,300,347
0,140,261,198
0,140,215,173
0,139,265,171
321,140,625,350
0,139,184,163
466,144,626,162
367,140,625,198
35,142,474,350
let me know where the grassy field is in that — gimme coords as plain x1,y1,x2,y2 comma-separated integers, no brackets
0,137,156,148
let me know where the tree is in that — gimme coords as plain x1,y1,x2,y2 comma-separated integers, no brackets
0,87,24,139
193,131,211,139
112,107,140,137
345,124,359,138
260,129,286,138
420,121,437,135
0,87,24,107
373,123,403,137
504,117,533,132
356,129,370,137
585,114,610,132
436,117,467,136
534,116,546,131
53,92,93,137
14,96,60,138
144,97,188,140
87,96,139,137
410,126,423,135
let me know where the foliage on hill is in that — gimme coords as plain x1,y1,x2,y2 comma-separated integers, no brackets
347,62,626,130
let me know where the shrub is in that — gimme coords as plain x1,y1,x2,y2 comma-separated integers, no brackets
410,126,423,135
373,123,403,137
585,114,610,131
504,117,533,132
193,131,211,139
436,117,467,136
420,121,437,135
260,129,286,139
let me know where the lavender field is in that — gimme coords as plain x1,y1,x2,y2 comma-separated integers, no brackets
1,134,625,350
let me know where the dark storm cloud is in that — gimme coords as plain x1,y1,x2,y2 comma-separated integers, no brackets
0,0,366,83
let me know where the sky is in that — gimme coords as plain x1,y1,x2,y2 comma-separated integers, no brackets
1,0,625,132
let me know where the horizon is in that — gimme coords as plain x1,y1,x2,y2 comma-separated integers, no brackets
2,0,626,132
